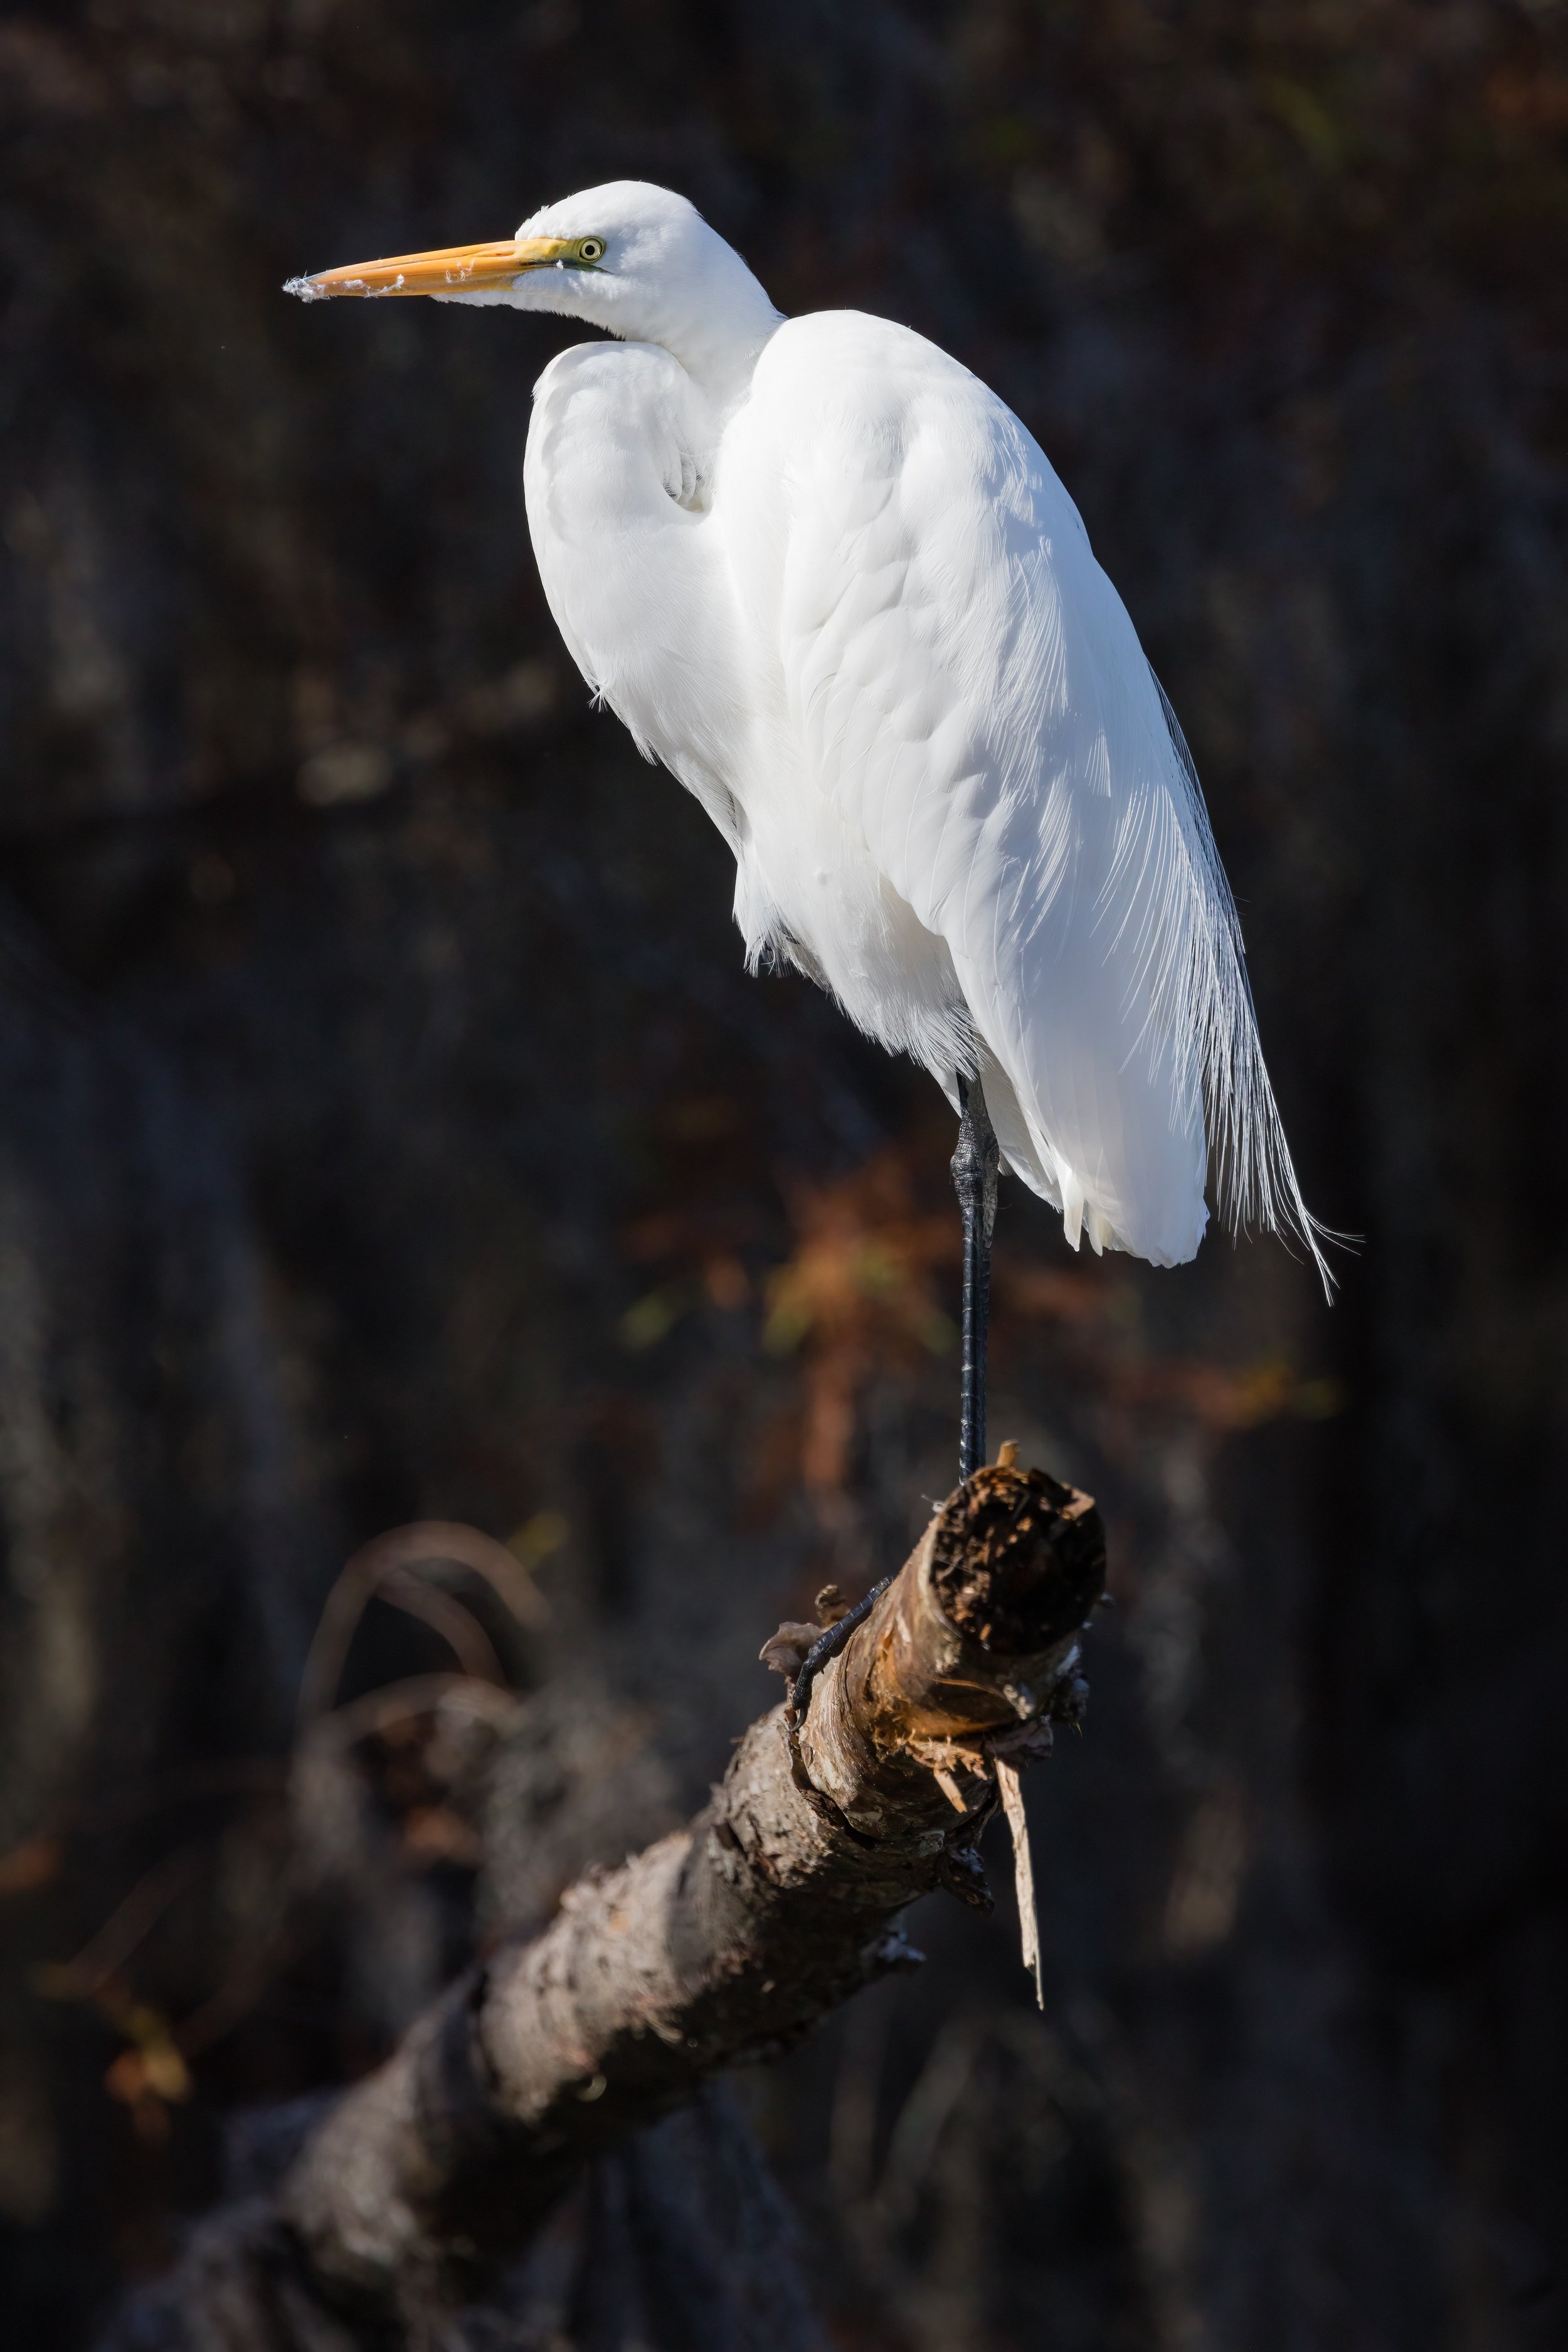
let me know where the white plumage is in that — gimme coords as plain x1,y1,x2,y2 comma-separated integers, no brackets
292,181,1323,1283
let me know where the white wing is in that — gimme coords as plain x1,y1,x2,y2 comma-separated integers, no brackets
525,339,750,856
722,312,1322,1275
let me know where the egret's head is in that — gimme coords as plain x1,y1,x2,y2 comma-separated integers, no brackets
288,181,781,395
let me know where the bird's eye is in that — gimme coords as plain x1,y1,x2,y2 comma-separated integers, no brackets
578,237,606,264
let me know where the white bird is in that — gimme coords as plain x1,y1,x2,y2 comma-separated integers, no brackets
290,183,1325,1472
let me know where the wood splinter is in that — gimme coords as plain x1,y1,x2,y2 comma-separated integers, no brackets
997,1757,1044,2007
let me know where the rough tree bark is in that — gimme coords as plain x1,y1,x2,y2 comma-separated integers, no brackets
106,1463,1104,2352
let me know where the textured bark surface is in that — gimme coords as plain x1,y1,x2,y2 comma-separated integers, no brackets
106,2087,827,2352
117,1470,1102,2344
287,1468,1096,2322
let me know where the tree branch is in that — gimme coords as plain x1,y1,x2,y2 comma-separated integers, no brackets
114,1463,1104,2349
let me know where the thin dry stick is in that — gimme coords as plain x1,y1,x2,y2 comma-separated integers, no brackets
40,1840,215,1998
296,1521,547,1725
376,1567,509,1688
313,1673,522,1749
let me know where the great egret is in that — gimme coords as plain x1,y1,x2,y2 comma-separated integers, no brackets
290,183,1325,1478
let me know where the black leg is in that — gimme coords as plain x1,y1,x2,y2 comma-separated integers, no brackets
951,1073,999,1484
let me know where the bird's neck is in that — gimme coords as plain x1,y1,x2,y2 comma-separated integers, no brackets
648,284,783,418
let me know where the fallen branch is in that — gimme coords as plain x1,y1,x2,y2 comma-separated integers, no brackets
112,1462,1104,2349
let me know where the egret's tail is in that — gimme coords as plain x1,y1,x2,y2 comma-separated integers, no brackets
1150,676,1334,1296
969,679,1336,1295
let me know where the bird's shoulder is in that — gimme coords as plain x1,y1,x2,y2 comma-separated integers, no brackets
753,309,983,407
738,311,1079,544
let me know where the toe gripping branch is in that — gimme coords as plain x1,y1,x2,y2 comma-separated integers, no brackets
788,1578,891,1729
761,1462,1106,1914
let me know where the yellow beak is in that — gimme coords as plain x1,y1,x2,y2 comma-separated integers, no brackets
299,235,582,299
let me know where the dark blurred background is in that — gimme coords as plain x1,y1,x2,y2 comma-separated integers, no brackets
1,3,1566,2346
